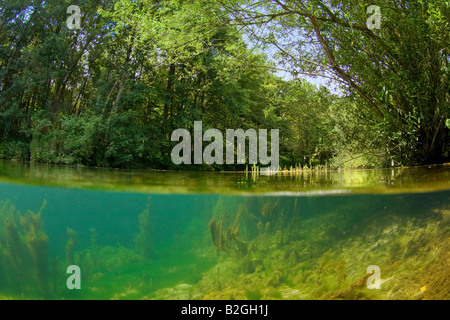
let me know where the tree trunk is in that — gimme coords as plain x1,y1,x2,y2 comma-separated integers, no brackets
164,63,176,121
111,43,133,115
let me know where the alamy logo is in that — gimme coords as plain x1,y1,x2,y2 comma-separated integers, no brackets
171,121,279,175
66,265,81,290
366,5,381,30
367,265,381,289
67,5,81,30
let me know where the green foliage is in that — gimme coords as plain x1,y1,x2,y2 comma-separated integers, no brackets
0,0,448,169
0,141,29,160
224,0,450,166
28,111,159,168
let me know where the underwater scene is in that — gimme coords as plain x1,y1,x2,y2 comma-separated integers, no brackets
0,162,449,300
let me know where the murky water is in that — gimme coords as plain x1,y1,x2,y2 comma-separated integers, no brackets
0,161,449,300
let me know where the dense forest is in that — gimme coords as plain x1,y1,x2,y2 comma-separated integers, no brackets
0,0,448,170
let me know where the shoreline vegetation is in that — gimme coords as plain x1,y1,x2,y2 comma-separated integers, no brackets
0,0,448,171
2,158,450,173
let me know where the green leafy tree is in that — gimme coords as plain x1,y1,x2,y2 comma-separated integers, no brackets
222,0,450,165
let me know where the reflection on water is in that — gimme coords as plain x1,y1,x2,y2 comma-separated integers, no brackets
1,160,449,194
0,161,449,300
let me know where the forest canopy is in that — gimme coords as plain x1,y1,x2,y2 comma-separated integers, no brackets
0,0,448,170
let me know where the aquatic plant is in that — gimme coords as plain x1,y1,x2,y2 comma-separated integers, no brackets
0,200,52,297
196,195,450,300
20,209,50,296
66,228,77,265
321,273,376,300
261,199,280,219
209,218,224,251
209,206,247,257
1,187,448,300
135,206,153,259
3,218,31,290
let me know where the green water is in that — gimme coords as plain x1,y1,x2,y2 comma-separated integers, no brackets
0,161,449,300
